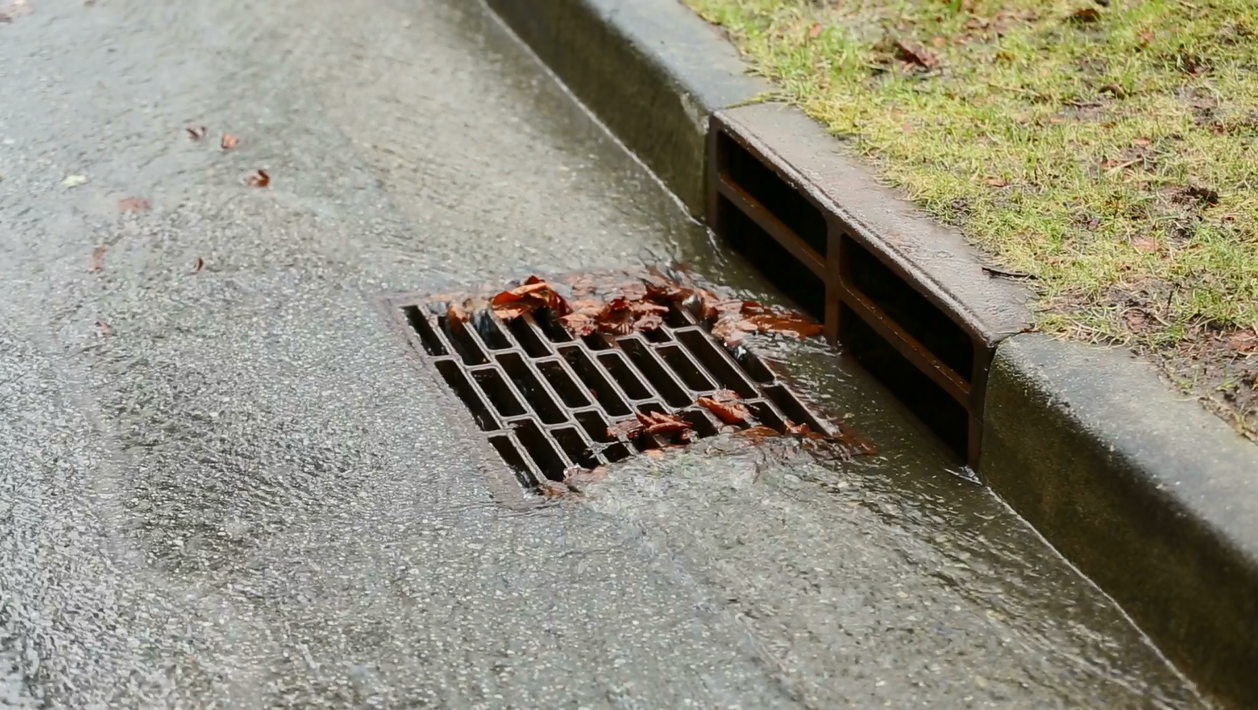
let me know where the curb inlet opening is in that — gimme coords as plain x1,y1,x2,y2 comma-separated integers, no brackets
841,303,968,459
716,194,825,320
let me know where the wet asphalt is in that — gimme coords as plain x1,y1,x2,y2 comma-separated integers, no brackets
0,0,1217,708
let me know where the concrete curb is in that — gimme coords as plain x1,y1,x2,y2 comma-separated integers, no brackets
486,0,1258,706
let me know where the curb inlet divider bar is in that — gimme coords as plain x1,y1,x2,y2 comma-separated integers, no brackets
708,116,989,468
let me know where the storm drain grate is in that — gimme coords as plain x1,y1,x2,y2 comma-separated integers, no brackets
389,277,856,495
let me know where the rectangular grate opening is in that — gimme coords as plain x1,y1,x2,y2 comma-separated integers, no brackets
490,434,536,488
474,314,513,350
405,306,447,356
598,352,652,401
764,385,824,433
718,131,828,259
717,194,825,320
841,302,968,460
553,427,600,469
562,347,631,416
842,235,973,382
507,316,551,357
435,360,496,430
618,338,691,407
498,353,566,424
656,345,715,393
676,330,756,397
514,420,568,481
472,368,527,418
537,360,591,408
440,317,489,365
392,271,867,497
533,310,574,343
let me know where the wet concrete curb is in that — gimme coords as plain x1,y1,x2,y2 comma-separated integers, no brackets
983,335,1258,709
486,0,1258,706
484,0,766,217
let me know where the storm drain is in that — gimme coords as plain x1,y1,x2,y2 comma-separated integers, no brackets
389,285,849,494
709,117,994,468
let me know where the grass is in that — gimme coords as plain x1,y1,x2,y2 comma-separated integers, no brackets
685,0,1258,433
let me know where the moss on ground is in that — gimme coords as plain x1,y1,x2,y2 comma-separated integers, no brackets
686,0,1258,434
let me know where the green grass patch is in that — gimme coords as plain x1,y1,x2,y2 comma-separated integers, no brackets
686,0,1258,344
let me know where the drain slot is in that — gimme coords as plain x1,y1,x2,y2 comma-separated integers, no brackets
498,353,566,424
405,306,447,356
717,131,828,258
562,347,631,416
676,330,756,397
598,352,652,401
715,194,826,320
843,236,973,381
436,360,496,430
441,316,489,365
842,304,968,458
709,115,997,468
514,420,568,480
553,427,599,469
507,317,551,357
618,339,691,407
472,368,527,418
537,360,591,408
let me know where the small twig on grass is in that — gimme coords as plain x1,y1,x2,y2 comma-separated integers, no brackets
982,265,1038,279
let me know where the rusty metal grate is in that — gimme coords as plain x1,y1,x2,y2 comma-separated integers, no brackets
389,285,850,494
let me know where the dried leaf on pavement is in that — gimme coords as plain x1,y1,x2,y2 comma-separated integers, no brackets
220,133,239,150
88,245,106,273
446,301,469,330
118,196,149,212
95,320,111,336
243,169,270,187
186,125,207,140
193,257,204,272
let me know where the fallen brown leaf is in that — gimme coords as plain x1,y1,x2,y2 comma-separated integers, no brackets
193,257,204,272
608,418,645,440
808,22,822,39
985,176,1008,187
118,196,149,212
96,320,111,336
637,411,692,438
1136,28,1154,47
736,425,781,441
186,125,208,141
243,169,270,187
697,390,751,424
785,421,828,439
220,133,239,150
446,301,469,330
88,245,106,273
1225,330,1257,353
1132,137,1151,147
1131,236,1160,253
1067,7,1100,23
540,480,571,499
895,39,936,69
491,275,569,320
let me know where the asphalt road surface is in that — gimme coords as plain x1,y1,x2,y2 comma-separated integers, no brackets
0,0,1212,708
